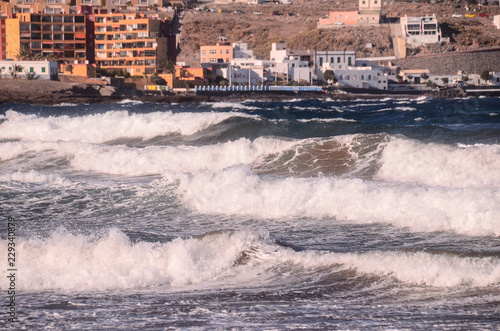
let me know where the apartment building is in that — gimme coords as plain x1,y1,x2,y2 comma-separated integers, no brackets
0,0,71,15
93,12,174,76
200,38,233,64
400,15,442,46
0,18,6,60
75,0,163,11
5,12,94,64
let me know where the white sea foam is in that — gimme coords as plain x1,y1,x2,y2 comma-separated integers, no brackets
297,118,357,123
3,227,497,292
208,101,260,111
395,106,417,111
0,110,249,143
0,170,71,185
172,165,500,236
378,138,500,188
0,137,299,175
281,250,500,287
0,228,260,291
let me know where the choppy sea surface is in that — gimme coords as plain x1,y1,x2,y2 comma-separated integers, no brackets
0,96,499,329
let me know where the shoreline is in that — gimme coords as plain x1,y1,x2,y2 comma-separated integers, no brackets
0,79,496,106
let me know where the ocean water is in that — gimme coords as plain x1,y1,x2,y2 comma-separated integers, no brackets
0,96,499,329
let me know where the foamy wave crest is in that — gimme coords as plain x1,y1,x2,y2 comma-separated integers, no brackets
0,137,299,175
1,228,261,291
208,101,260,111
280,250,500,287
0,110,248,143
173,166,500,236
378,138,500,188
0,170,70,185
70,137,297,175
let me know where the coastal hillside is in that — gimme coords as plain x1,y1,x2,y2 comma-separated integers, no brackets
177,0,500,65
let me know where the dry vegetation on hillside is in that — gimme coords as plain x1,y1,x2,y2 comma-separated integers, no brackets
177,0,500,65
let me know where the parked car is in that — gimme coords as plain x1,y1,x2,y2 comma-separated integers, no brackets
253,11,263,15
286,12,294,16
466,14,475,18
452,14,462,18
272,11,283,16
234,10,245,14
478,13,489,17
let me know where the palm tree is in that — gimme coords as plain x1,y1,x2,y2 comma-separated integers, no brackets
157,59,176,75
24,69,38,80
16,45,32,61
10,64,24,79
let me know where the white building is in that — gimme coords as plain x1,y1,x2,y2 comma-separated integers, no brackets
316,51,390,89
400,15,443,46
0,60,58,80
494,15,500,29
269,43,314,83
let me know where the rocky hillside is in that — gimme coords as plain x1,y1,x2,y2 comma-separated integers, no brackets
177,0,500,65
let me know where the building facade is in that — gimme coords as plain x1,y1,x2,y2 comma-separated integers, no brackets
200,38,233,64
318,0,381,27
316,50,389,89
5,13,94,64
0,18,6,60
400,15,442,46
0,0,71,15
93,12,174,76
494,15,500,30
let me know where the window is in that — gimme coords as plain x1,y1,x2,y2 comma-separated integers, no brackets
42,67,46,73
209,50,216,55
30,67,34,73
330,57,334,63
202,50,206,56
210,59,217,63
337,57,341,63
226,50,229,54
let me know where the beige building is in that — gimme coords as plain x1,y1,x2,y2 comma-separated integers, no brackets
318,0,381,27
401,15,443,46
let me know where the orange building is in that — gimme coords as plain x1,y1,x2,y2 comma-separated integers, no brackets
5,13,94,64
200,38,233,64
0,18,6,59
159,65,213,88
0,0,71,15
93,12,175,76
318,11,358,26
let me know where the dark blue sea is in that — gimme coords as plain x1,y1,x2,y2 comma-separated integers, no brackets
1,96,499,329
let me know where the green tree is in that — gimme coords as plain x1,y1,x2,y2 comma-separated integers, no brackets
323,70,337,84
150,73,166,85
10,64,24,79
480,70,491,84
420,73,429,81
16,45,32,61
441,77,449,86
157,59,176,75
65,64,74,74
24,69,38,80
